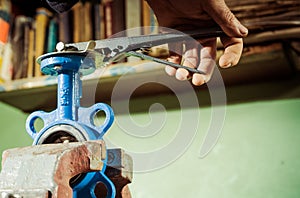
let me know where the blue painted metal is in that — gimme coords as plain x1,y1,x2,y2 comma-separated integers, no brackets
25,53,116,198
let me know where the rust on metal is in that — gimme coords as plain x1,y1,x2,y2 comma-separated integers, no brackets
0,140,106,198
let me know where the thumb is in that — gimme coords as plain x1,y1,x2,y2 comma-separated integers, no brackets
203,0,248,37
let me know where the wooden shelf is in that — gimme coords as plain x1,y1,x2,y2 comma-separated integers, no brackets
0,41,298,113
0,61,170,112
2,0,300,113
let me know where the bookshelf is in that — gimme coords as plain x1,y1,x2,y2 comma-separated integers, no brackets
0,0,300,113
0,0,161,112
0,41,298,113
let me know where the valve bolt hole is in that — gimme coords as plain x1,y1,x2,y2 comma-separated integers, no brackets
33,117,44,133
94,110,106,127
94,182,108,198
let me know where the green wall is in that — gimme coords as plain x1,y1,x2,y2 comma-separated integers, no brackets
109,98,300,198
0,96,299,197
0,102,32,153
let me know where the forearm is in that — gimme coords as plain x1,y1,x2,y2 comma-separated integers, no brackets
46,0,79,13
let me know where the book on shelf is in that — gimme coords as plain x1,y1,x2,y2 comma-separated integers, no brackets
72,1,83,43
47,16,58,53
72,0,94,42
103,0,112,38
124,0,142,63
23,17,31,79
0,11,10,44
58,10,72,43
27,27,35,78
141,0,158,35
103,0,126,38
34,7,52,77
0,42,13,82
0,0,12,82
93,0,105,40
11,16,33,80
125,0,142,35
83,0,93,41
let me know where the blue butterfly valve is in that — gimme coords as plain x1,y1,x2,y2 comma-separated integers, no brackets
25,47,116,198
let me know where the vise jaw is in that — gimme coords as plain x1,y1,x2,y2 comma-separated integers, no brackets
0,140,106,198
0,141,133,198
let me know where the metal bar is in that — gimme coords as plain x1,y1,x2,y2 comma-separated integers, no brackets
127,51,205,74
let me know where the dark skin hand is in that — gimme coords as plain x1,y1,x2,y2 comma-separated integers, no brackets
146,0,248,86
45,0,247,86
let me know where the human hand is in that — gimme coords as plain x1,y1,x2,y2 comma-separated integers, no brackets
146,0,248,86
